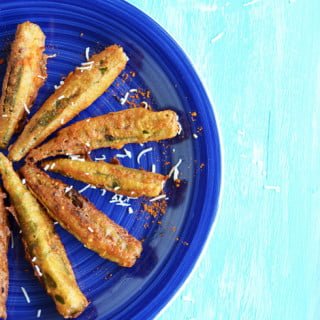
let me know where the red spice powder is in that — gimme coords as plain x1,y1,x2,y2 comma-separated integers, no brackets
143,199,167,217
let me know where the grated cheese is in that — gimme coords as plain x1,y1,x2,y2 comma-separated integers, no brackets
88,227,94,233
69,154,85,161
168,159,182,181
114,186,120,191
193,133,199,139
43,164,50,171
95,155,106,161
81,61,94,66
120,91,130,105
37,75,46,80
151,164,156,173
54,80,64,90
116,154,128,159
124,148,132,159
50,163,56,170
2,114,8,117
79,184,91,193
31,257,37,262
23,103,30,114
34,265,43,277
128,207,133,214
101,189,107,196
85,47,90,61
65,185,73,193
21,178,26,185
21,287,30,303
37,309,42,318
109,194,132,207
129,88,137,93
140,101,149,109
57,95,65,100
137,147,153,164
76,65,92,72
47,53,57,58
150,194,167,202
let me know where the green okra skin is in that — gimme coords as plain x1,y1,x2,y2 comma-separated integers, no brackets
0,21,47,148
9,45,128,161
0,188,9,320
42,158,167,198
0,153,88,319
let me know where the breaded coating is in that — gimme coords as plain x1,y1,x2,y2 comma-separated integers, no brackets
0,153,88,318
0,21,47,148
28,108,180,162
9,45,128,161
21,164,142,267
42,158,167,198
0,189,9,319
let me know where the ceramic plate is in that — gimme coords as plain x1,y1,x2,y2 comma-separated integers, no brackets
0,1,221,319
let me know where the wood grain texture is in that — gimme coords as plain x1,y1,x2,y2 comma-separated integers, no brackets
128,0,320,319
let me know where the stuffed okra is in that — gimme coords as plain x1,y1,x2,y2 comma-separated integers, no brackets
28,108,180,162
0,21,47,148
0,153,88,318
9,45,128,161
42,158,167,198
0,189,9,319
21,164,142,267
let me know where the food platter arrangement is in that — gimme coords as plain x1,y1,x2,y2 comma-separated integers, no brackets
0,1,221,319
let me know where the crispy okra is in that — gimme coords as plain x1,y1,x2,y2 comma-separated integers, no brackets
42,158,167,198
0,188,9,319
0,153,88,318
21,164,142,267
0,21,47,148
28,108,180,162
9,45,128,161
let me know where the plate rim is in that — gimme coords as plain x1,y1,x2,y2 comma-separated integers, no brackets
116,1,224,319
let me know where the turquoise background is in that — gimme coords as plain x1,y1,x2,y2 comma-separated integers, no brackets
128,1,320,319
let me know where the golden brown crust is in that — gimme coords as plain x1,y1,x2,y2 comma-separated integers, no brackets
0,189,9,319
0,153,88,318
9,45,128,161
0,21,47,148
42,158,167,198
21,164,142,267
28,108,180,162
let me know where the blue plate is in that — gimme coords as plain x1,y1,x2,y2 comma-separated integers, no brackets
0,1,221,319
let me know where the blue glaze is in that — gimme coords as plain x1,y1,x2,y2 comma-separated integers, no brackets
0,1,221,319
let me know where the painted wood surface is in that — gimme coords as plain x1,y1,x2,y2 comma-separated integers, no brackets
128,0,320,319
